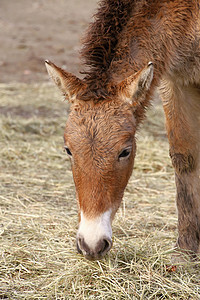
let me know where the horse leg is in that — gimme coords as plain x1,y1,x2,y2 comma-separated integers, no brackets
160,79,200,261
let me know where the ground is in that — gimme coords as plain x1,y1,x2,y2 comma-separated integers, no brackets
0,0,97,83
1,1,200,299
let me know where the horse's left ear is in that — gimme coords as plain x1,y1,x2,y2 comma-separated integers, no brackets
117,62,154,104
45,60,86,103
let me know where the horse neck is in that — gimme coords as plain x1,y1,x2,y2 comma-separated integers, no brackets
108,1,198,85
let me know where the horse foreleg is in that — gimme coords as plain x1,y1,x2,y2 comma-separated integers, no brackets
160,80,200,261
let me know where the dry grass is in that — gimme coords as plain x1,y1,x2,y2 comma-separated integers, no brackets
0,83,200,299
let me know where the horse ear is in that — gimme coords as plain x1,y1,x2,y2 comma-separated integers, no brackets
118,62,154,105
45,60,85,102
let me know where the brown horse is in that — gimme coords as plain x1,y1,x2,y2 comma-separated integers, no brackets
45,0,200,261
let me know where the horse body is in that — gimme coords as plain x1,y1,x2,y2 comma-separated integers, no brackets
46,0,200,260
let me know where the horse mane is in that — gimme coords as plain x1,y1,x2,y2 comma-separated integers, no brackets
79,0,198,101
80,0,134,100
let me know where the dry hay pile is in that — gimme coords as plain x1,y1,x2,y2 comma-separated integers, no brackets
0,83,200,299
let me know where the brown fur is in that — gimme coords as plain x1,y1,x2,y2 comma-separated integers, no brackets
64,100,136,217
81,0,198,86
176,174,200,257
81,0,133,80
46,0,200,260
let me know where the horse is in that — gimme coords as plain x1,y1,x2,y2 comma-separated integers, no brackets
45,0,200,261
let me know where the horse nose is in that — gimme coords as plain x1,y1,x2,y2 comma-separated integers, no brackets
96,238,112,257
77,236,112,260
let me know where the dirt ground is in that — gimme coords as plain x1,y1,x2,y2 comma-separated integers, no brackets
0,0,97,83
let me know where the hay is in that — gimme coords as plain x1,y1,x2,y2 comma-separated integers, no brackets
0,83,200,299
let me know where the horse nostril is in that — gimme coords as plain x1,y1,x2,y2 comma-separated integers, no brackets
77,236,112,260
96,238,112,256
77,237,90,256
76,238,82,254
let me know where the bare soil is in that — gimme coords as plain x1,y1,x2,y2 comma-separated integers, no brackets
0,0,97,83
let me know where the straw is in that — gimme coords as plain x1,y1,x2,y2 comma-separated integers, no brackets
0,83,200,299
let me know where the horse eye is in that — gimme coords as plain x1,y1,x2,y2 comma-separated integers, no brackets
64,146,72,156
118,148,131,160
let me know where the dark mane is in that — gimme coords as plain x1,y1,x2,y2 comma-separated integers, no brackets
80,0,134,100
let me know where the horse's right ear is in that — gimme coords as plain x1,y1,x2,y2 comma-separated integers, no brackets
45,60,85,102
